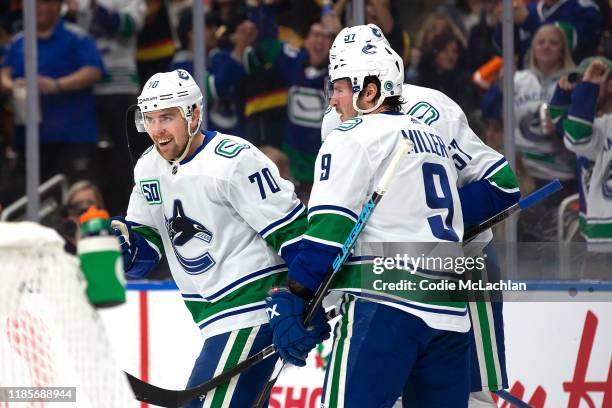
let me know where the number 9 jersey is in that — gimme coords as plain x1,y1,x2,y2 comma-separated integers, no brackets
305,112,469,333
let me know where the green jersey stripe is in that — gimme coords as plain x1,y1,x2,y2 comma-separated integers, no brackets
132,225,164,255
486,163,520,193
564,117,593,143
209,327,254,407
306,213,356,247
580,216,612,238
185,272,287,324
263,209,307,253
332,263,468,308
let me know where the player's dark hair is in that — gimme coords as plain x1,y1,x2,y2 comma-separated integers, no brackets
359,76,403,112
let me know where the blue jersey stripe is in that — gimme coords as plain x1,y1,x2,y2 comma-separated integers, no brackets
259,202,305,237
181,264,287,302
481,157,507,180
343,290,468,316
198,304,266,330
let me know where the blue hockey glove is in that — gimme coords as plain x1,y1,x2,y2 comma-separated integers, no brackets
110,217,139,271
265,288,331,367
110,217,160,278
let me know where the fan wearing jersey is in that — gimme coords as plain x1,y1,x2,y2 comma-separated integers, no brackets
550,57,612,252
266,35,472,407
322,25,520,407
110,70,324,408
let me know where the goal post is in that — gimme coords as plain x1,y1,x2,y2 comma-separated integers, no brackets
0,222,134,407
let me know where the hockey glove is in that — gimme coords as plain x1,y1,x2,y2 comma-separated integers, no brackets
265,288,331,367
110,217,159,278
110,217,139,270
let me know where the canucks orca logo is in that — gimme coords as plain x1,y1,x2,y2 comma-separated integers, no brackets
165,200,216,275
362,43,377,54
371,27,382,38
518,110,550,143
177,69,190,80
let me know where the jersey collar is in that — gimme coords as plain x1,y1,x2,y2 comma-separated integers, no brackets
179,131,217,165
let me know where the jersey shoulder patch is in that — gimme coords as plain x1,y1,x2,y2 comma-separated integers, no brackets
335,117,363,132
407,101,440,125
214,138,251,158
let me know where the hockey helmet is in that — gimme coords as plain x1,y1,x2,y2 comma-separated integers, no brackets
135,69,203,138
329,24,390,63
328,34,404,114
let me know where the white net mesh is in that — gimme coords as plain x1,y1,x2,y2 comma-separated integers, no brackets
0,222,134,407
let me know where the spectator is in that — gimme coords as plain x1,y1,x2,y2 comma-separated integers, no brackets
550,56,612,252
135,0,176,84
415,30,480,115
465,0,499,72
66,0,146,215
58,180,105,254
245,20,334,200
171,8,256,137
67,179,105,210
483,24,576,240
493,0,603,68
333,0,411,66
0,0,104,185
408,12,467,82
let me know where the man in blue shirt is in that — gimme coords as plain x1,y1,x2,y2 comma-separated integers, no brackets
1,0,104,184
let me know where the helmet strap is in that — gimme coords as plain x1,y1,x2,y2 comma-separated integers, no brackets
171,117,199,165
353,92,385,115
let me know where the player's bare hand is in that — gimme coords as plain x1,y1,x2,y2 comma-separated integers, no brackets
583,59,610,86
558,75,576,91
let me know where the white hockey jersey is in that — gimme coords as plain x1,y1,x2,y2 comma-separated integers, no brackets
309,113,470,333
126,132,306,339
75,0,146,95
513,69,575,180
564,113,612,251
322,83,520,244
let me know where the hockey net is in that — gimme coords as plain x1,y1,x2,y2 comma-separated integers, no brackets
0,222,133,407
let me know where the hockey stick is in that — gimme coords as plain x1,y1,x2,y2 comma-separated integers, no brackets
124,177,562,407
463,179,562,243
252,179,563,407
251,134,416,407
125,135,415,407
495,390,533,408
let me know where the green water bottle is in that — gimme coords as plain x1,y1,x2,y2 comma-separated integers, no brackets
77,206,126,307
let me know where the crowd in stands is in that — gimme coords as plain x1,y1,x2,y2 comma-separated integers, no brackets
1,0,611,248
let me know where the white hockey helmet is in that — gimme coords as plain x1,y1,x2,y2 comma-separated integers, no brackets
136,69,203,135
328,36,404,114
135,69,204,162
329,24,390,63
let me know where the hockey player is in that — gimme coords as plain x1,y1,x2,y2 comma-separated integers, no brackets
266,36,474,407
322,25,520,407
110,69,326,407
550,57,612,252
